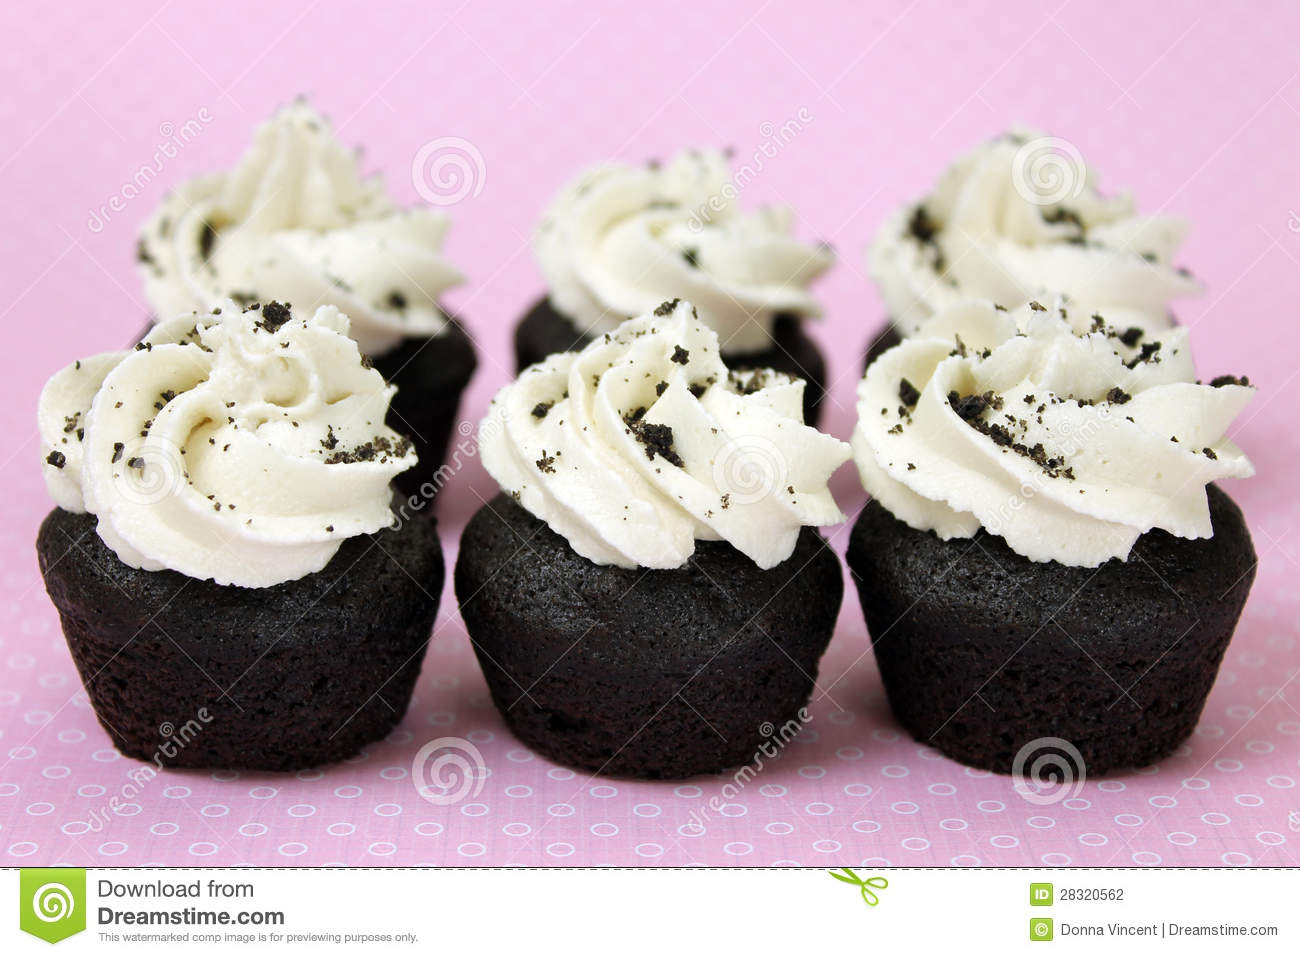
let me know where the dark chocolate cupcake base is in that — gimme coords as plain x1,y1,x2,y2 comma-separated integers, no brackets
846,485,1256,776
38,505,444,772
456,494,843,779
514,296,828,426
372,316,477,499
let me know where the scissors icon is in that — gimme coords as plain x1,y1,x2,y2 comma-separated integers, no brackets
828,867,888,906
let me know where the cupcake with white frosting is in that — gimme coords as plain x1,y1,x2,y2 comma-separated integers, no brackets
136,101,476,495
458,299,851,778
36,301,444,771
846,298,1256,775
518,148,834,424
864,129,1201,365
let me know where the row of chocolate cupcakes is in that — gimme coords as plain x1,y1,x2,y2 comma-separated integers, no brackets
36,102,1256,780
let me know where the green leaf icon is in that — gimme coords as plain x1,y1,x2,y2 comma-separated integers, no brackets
19,869,86,943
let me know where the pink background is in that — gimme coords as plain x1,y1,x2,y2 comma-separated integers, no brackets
2,0,1299,866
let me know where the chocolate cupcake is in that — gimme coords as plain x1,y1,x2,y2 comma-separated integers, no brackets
135,101,476,496
458,300,851,779
846,299,1257,776
36,302,443,771
520,149,833,425
864,129,1201,368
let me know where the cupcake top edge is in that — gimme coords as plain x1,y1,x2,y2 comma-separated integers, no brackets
533,147,834,355
867,127,1202,338
37,300,417,588
137,99,465,358
851,297,1255,567
480,298,852,571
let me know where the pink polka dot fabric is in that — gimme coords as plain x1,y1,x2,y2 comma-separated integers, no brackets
2,0,1299,867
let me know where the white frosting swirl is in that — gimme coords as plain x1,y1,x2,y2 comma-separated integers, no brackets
481,300,850,569
38,302,416,587
533,149,832,354
852,299,1254,566
868,130,1201,338
137,102,464,356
